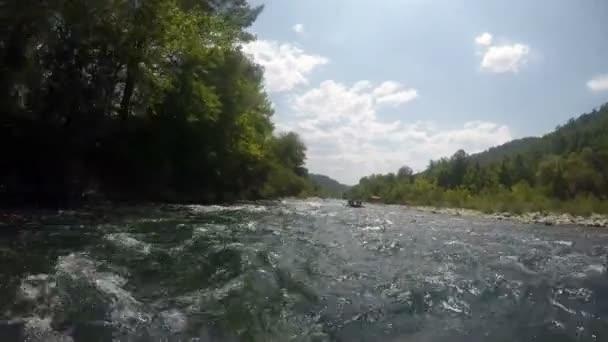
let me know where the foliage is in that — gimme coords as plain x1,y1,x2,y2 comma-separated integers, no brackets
308,174,350,198
349,104,608,216
0,0,313,206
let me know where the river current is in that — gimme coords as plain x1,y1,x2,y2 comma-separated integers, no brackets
1,199,607,341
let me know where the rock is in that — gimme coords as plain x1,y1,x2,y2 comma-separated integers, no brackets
412,204,608,228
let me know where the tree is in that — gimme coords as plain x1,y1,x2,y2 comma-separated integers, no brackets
397,166,413,183
498,159,512,189
0,0,313,205
272,132,307,176
442,149,469,188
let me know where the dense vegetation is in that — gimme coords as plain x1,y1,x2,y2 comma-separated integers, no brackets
350,103,608,216
308,174,350,198
0,0,317,206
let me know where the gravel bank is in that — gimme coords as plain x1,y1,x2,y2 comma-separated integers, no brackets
414,206,608,228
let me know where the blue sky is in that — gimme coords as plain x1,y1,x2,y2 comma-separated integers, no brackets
243,0,608,184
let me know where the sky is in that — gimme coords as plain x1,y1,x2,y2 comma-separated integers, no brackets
242,0,608,185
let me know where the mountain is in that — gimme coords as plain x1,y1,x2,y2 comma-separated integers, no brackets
309,174,351,197
471,102,608,165
471,137,540,165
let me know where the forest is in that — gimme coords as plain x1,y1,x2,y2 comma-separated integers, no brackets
349,103,608,216
0,0,317,207
308,174,351,199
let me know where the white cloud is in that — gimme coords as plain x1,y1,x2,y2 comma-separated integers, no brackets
475,32,493,46
475,32,530,73
284,80,511,184
480,44,530,73
587,74,608,92
242,40,328,92
292,24,304,34
371,81,419,106
290,80,417,123
372,81,402,97
376,89,419,106
351,80,373,92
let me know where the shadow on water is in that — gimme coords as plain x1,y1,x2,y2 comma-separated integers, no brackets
0,200,607,341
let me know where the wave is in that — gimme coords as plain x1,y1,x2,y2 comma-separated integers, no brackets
104,233,151,255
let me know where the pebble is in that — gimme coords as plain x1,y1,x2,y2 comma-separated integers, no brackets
415,207,608,228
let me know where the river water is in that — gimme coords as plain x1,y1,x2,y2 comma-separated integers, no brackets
1,199,607,341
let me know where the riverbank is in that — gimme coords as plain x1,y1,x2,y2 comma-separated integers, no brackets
413,206,608,228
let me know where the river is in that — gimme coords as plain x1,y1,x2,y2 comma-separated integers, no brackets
1,199,607,341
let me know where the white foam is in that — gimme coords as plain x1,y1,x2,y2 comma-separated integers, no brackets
550,299,577,315
20,284,41,301
186,204,227,213
441,301,463,313
19,274,56,303
553,240,573,247
135,217,172,223
104,233,151,255
23,316,73,342
497,257,538,275
242,205,267,212
469,287,481,296
160,309,187,333
441,297,470,314
585,264,606,274
194,226,208,234
23,316,52,332
361,226,382,231
20,283,39,300
444,240,466,246
55,253,150,328
306,201,322,208
26,274,50,281
189,203,268,215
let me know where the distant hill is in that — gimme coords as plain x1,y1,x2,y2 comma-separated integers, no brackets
470,137,541,165
309,174,350,197
471,103,608,165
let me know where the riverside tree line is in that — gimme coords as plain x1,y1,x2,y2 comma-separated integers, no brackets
0,0,317,206
349,103,608,215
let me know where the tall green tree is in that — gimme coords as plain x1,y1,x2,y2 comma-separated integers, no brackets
0,0,314,205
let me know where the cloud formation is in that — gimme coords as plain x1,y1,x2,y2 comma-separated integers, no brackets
373,81,419,106
475,32,493,46
476,33,530,73
292,24,304,34
242,40,328,92
283,80,511,184
587,74,608,92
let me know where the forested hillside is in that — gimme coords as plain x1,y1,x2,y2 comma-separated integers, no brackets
350,103,608,215
0,0,316,206
309,174,350,198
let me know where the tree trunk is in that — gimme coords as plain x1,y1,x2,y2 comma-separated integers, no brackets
119,64,135,121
